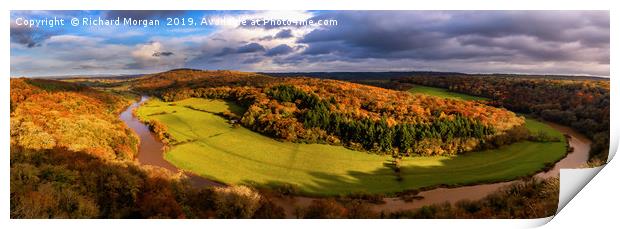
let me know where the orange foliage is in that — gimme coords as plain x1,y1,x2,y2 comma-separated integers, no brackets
10,78,139,160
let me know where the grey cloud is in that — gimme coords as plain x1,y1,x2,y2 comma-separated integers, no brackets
72,64,106,70
438,11,609,46
236,43,266,53
301,13,443,52
215,47,235,57
300,41,342,55
257,29,295,41
274,29,294,39
289,11,609,75
214,42,265,57
257,35,274,41
153,51,174,57
242,57,263,64
266,44,294,56
124,62,143,70
457,35,574,61
10,24,55,48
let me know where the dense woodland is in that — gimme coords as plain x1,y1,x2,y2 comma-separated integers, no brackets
10,78,285,218
10,78,138,160
395,76,610,163
10,73,571,219
295,178,559,219
132,69,526,156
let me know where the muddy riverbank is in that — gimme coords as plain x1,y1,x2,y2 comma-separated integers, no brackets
119,96,224,187
120,96,591,217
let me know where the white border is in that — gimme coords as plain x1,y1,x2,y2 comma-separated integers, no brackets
3,1,617,228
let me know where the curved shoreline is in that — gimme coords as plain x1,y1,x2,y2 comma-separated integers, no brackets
119,96,225,188
119,96,591,216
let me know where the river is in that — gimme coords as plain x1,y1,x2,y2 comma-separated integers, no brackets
119,96,224,187
119,96,592,217
372,122,591,212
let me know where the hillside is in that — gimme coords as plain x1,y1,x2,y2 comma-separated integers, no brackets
395,75,609,162
130,69,526,156
8,73,571,218
9,78,289,218
10,78,139,160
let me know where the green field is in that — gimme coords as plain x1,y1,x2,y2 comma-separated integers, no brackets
136,91,566,195
409,84,488,101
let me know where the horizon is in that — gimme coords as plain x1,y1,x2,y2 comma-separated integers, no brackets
10,68,611,79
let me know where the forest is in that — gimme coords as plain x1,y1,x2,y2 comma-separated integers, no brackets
10,78,286,218
131,69,526,156
10,78,138,160
9,71,579,219
394,75,610,163
294,177,559,219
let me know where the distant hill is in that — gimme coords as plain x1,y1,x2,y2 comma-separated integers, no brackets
130,69,526,156
262,71,608,81
18,68,607,81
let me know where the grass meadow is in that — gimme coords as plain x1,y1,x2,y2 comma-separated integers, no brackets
409,84,489,101
136,88,566,195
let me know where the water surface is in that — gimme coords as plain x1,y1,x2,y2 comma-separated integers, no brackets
120,96,591,216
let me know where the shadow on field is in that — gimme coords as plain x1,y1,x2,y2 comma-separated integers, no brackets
238,159,448,196
238,149,554,196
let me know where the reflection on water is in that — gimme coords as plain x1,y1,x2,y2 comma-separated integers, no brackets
120,96,592,216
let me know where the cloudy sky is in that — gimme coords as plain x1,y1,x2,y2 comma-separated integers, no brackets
10,10,609,77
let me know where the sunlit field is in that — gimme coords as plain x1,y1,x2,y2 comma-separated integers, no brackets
136,95,566,196
409,84,488,101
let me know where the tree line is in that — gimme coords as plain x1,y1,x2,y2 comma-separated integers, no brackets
10,78,286,218
9,73,566,218
396,75,609,163
267,85,496,155
141,70,528,156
